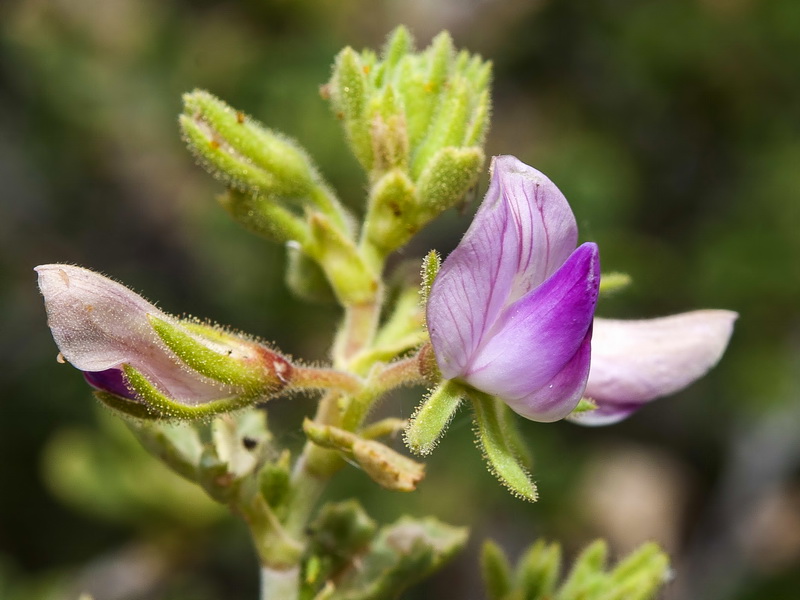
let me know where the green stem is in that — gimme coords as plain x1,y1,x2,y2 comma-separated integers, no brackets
260,565,300,600
291,365,363,395
341,353,427,431
332,299,382,369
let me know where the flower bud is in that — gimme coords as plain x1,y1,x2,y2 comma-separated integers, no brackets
36,264,293,420
181,90,351,234
326,27,492,257
181,90,317,198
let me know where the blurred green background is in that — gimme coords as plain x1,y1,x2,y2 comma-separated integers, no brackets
2,0,799,598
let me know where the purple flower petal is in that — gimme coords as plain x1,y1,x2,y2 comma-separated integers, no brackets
427,156,579,380
84,368,138,401
463,243,599,420
507,325,593,422
573,310,738,426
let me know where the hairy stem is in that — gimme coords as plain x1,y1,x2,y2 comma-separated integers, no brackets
332,299,382,368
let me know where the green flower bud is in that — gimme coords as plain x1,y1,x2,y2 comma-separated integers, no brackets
326,27,492,256
181,90,317,198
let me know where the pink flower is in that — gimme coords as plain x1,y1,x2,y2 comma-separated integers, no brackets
426,155,600,422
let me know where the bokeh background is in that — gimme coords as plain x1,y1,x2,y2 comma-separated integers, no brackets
2,0,799,598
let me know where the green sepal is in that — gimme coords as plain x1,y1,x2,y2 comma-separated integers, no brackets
470,391,538,502
182,90,318,198
308,212,378,305
599,272,632,297
570,397,598,416
411,79,471,179
516,539,561,598
122,364,259,421
363,168,418,256
404,380,464,456
464,88,491,147
604,543,669,600
218,189,310,245
148,315,269,391
93,390,163,421
380,26,413,79
397,58,435,151
180,112,275,194
420,250,441,309
416,146,484,218
481,540,513,600
498,401,534,471
558,540,608,600
426,32,455,97
368,87,409,173
329,47,372,170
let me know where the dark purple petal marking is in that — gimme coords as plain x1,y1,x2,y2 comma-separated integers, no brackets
83,368,138,401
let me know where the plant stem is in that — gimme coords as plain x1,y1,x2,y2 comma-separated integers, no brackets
291,366,363,394
260,565,300,600
332,299,382,368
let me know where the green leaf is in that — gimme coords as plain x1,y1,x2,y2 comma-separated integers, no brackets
308,499,378,579
130,418,205,481
404,380,464,455
602,543,669,600
331,516,468,600
558,540,608,600
304,420,425,492
481,540,513,600
470,391,538,502
517,539,561,600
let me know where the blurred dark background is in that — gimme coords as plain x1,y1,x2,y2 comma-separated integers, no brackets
2,0,799,598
